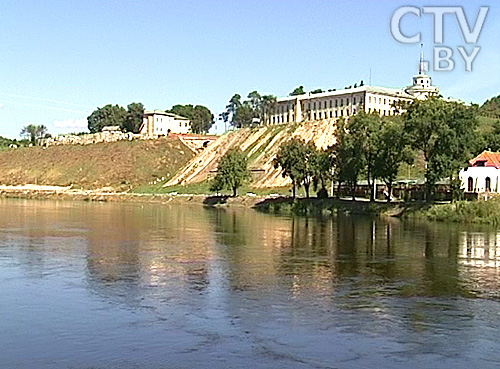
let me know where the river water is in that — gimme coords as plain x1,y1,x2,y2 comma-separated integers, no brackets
0,199,499,369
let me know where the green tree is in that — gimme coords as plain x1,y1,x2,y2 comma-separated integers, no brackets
334,118,365,200
210,148,251,197
20,124,47,145
191,105,214,133
289,86,306,96
261,95,277,125
124,102,144,133
312,146,335,197
169,104,195,120
87,104,127,133
274,138,318,198
373,117,413,202
348,112,383,201
274,138,305,198
232,101,254,128
404,97,477,200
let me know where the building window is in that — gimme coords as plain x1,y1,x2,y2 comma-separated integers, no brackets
324,101,327,109
346,109,349,115
369,96,371,103
330,111,333,118
313,102,316,109
486,177,491,192
353,97,356,104
468,177,474,192
335,100,338,107
340,99,343,107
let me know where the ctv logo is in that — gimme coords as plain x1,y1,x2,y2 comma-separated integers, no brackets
391,6,489,72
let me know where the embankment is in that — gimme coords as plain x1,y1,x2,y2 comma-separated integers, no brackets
0,138,194,190
166,120,337,188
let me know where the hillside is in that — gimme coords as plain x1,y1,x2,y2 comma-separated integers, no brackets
479,95,500,119
166,120,337,189
0,138,194,189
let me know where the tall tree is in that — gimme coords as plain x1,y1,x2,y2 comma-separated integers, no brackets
168,104,195,120
87,104,127,133
191,105,214,134
20,124,47,145
232,101,254,128
124,102,145,133
348,112,385,201
373,117,413,202
210,148,251,196
404,97,477,200
334,118,365,200
261,95,277,125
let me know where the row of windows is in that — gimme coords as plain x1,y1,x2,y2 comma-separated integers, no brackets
275,96,364,113
368,96,401,106
269,108,360,123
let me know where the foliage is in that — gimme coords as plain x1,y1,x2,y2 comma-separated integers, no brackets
289,86,306,96
168,104,214,133
87,103,147,133
347,112,383,201
87,104,127,133
310,89,323,94
20,124,48,145
210,148,251,196
274,138,320,198
479,94,500,119
223,91,276,128
333,118,365,199
403,97,477,200
421,198,500,225
373,117,413,201
124,102,145,133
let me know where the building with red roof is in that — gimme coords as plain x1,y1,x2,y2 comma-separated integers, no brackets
460,151,500,193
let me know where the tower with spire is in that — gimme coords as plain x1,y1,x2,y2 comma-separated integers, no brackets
405,44,439,100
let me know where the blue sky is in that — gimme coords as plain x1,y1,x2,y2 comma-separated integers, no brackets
1,0,499,138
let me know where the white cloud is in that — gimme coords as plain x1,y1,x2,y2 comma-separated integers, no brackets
0,103,4,110
52,118,88,130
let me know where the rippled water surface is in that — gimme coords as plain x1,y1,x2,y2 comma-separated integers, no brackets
1,199,500,368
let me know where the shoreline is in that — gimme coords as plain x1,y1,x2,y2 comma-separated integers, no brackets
3,184,500,226
0,184,408,216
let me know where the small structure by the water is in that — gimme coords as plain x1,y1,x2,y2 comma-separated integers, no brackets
460,151,500,193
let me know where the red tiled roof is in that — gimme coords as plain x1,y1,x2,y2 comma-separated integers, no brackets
469,151,500,169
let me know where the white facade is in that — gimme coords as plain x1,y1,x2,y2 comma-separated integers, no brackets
459,151,500,193
266,56,439,125
460,166,500,193
140,110,190,135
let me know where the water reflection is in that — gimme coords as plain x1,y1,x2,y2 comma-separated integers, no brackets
1,199,500,368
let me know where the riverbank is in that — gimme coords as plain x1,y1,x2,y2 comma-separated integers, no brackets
0,184,407,216
3,184,500,225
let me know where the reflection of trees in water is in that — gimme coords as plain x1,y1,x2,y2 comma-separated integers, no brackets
84,204,213,306
0,200,85,278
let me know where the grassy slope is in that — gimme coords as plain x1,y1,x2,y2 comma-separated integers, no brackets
0,138,194,189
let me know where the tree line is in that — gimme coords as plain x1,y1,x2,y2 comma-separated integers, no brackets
87,102,214,134
222,91,277,128
273,96,478,202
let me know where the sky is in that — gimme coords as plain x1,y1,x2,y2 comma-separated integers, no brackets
1,0,499,138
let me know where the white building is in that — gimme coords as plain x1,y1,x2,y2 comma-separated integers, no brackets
460,151,500,193
266,52,439,125
139,110,191,135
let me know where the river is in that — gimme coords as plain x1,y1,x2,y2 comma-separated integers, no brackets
0,199,499,368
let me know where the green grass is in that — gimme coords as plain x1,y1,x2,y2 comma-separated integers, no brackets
132,180,304,197
410,197,500,225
